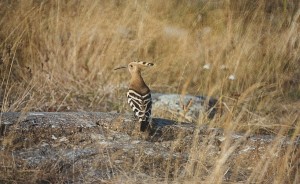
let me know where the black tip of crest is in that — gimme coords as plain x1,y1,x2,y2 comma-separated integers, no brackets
138,61,154,67
147,63,154,66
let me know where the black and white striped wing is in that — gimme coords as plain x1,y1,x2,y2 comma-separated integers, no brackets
127,89,152,131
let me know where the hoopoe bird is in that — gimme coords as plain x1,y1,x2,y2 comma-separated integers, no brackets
114,61,154,132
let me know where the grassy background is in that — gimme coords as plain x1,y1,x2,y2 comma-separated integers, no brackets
0,0,299,183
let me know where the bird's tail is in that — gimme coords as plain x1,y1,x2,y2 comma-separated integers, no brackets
140,120,150,132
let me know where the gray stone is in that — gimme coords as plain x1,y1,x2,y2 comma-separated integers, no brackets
0,112,299,183
152,93,218,122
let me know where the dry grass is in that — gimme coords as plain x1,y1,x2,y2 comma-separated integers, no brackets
0,0,299,183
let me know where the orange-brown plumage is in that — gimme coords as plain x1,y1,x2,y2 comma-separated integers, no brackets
115,61,154,131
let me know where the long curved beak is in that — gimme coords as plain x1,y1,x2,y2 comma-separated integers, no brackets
114,66,127,70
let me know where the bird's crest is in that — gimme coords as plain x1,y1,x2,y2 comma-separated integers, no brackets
134,61,154,67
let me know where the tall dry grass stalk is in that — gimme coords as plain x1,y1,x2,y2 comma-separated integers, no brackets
0,0,299,183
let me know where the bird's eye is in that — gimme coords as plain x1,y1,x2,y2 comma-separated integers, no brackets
129,65,133,68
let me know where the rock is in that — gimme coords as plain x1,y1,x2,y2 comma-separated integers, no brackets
0,112,299,183
152,93,218,122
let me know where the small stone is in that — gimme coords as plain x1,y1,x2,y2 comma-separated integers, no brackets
51,135,57,140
